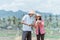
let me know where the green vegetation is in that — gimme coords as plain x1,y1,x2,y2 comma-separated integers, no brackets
0,13,60,39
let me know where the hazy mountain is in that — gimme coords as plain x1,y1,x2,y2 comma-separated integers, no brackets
0,10,27,18
0,10,60,19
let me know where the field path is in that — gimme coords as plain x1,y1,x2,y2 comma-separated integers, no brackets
15,36,60,40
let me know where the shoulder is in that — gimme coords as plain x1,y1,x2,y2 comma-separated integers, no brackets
41,20,44,22
24,15,28,17
41,20,44,24
22,15,28,20
23,15,29,18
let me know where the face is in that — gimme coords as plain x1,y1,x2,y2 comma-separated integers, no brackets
36,16,41,20
29,13,34,17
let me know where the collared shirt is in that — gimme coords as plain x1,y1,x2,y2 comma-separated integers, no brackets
34,20,45,35
22,15,35,31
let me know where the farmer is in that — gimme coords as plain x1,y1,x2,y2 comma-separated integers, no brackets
21,10,35,40
34,14,45,40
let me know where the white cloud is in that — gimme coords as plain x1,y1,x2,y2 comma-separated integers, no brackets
51,0,60,14
0,0,60,14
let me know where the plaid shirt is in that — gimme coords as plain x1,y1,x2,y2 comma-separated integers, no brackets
34,20,45,35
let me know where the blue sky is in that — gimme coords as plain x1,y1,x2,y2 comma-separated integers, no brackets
0,0,60,14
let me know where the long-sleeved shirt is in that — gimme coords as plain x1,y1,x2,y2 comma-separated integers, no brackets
34,20,45,35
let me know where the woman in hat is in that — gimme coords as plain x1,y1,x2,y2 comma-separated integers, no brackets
34,14,45,40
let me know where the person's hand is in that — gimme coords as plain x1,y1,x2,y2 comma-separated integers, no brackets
28,24,33,26
36,20,41,24
37,20,41,23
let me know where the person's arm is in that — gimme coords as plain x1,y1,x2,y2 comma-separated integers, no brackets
21,21,29,26
21,15,32,26
29,24,34,27
21,21,34,26
39,20,44,25
21,15,28,25
38,20,44,26
33,21,37,28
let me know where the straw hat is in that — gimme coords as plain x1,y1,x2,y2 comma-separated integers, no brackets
36,14,41,16
28,10,35,15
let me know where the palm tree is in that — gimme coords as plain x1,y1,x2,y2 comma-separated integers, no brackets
49,14,52,22
55,15,58,27
7,17,11,25
13,16,17,24
44,15,49,27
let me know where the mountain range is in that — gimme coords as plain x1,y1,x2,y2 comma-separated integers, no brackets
0,10,60,19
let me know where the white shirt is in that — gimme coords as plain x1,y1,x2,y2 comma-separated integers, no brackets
22,15,35,31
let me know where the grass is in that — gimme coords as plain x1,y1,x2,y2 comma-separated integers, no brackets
0,29,60,38
0,30,16,37
0,28,60,40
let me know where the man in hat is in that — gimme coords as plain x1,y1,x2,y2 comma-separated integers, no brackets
21,10,35,40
